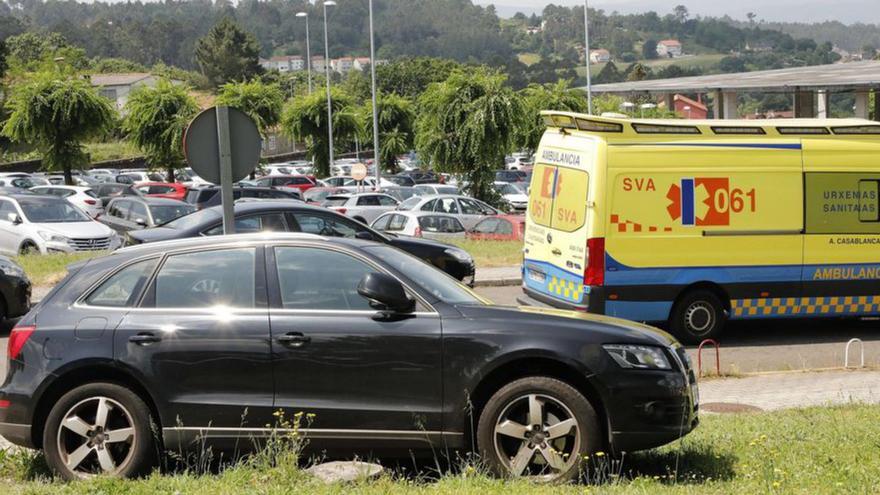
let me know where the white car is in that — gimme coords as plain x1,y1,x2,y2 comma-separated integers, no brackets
397,194,500,230
494,181,529,211
505,153,534,171
0,193,121,255
0,174,41,190
371,211,467,240
322,193,400,225
30,185,104,218
413,183,460,196
339,176,397,192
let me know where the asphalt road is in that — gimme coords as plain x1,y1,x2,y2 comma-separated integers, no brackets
1,285,878,381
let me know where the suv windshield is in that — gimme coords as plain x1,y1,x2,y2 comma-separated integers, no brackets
19,198,90,223
364,245,484,305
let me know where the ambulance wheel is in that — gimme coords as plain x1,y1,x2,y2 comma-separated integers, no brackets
670,290,726,344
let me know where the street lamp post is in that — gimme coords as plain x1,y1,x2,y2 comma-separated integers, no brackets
322,1,336,172
368,0,381,187
295,11,312,95
583,0,593,114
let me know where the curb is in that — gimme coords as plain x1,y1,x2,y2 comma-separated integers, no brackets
473,278,520,288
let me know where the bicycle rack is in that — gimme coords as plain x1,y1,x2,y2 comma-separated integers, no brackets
844,338,865,369
697,339,721,377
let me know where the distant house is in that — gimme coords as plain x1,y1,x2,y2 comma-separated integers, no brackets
332,57,354,74
353,57,372,71
311,56,326,73
526,26,542,35
657,39,683,58
260,55,305,73
672,94,707,119
89,73,159,112
589,49,611,64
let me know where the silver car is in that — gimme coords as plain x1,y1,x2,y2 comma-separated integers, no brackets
371,211,467,240
322,193,399,225
397,194,499,230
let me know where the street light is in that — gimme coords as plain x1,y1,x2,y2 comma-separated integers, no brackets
639,102,656,118
322,0,336,172
295,11,312,95
621,101,636,115
583,0,593,114
368,0,381,186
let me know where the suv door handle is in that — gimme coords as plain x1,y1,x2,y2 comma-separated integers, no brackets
277,332,311,348
129,333,161,345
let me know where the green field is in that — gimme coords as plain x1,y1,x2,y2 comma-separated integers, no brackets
517,52,541,66
2,405,878,493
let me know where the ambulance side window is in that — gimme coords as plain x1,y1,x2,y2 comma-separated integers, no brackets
804,173,880,234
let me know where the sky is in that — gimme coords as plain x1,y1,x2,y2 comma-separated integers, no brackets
476,0,880,24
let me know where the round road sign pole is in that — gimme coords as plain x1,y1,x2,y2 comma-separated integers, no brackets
216,106,236,235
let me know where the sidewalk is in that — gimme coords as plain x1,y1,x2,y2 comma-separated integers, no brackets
699,369,880,411
474,265,520,287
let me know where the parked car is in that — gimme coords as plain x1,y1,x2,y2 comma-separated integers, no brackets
259,164,294,176
321,175,352,188
398,194,500,230
505,153,533,171
322,193,399,225
118,171,164,183
92,183,142,205
467,215,526,241
253,174,317,193
371,211,467,240
382,186,419,202
100,197,195,233
302,187,346,205
184,186,301,210
47,175,100,186
387,174,417,187
413,184,460,196
133,182,187,201
0,194,121,255
0,175,40,190
398,169,443,184
30,186,104,218
0,255,30,321
0,233,697,481
495,170,528,183
126,201,475,283
494,181,529,211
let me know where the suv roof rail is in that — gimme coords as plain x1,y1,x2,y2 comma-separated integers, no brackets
116,232,327,255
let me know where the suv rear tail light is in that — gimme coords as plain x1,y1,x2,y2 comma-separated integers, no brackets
8,325,36,361
414,226,422,237
583,238,605,286
334,208,347,214
84,199,97,205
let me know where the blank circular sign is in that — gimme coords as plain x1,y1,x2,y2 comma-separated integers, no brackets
351,163,368,181
183,107,261,184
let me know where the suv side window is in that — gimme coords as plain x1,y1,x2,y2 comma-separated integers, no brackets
113,201,132,219
130,202,149,223
371,214,392,230
387,214,408,231
153,248,256,308
377,195,398,207
435,197,459,214
357,195,381,206
420,199,437,212
86,258,159,307
0,199,18,220
290,212,361,238
203,213,288,236
273,247,375,311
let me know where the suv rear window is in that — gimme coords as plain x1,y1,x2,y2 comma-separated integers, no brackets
323,197,349,207
86,258,159,307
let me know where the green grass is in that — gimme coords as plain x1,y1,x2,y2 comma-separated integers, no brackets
643,54,725,71
517,52,541,66
84,141,141,163
445,239,522,268
2,405,878,493
14,252,106,287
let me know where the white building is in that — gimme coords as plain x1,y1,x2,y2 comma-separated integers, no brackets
331,57,354,74
311,56,326,73
353,57,372,71
589,49,611,64
657,39,683,58
90,73,159,112
260,56,305,73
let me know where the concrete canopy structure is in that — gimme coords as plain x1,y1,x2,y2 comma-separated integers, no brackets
589,61,880,120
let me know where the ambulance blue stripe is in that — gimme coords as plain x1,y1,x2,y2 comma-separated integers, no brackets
681,179,695,226
612,143,802,150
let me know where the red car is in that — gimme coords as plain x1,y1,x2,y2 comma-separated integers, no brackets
303,187,347,205
254,174,317,193
467,214,526,241
134,182,188,201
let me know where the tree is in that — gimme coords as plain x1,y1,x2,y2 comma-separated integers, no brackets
642,39,658,60
673,5,689,23
623,63,651,81
416,69,523,203
2,74,116,184
122,79,199,182
375,57,463,100
0,39,7,80
518,80,587,154
282,88,360,177
594,61,622,84
194,17,262,88
361,93,415,173
216,79,284,136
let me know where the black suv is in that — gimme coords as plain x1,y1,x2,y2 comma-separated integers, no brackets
0,234,697,481
126,201,476,284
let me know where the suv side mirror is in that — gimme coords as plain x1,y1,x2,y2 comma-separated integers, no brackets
355,231,374,241
134,218,147,227
7,213,22,225
357,272,415,314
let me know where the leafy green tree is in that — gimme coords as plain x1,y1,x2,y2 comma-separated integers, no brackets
2,73,116,184
361,93,415,173
376,57,463,100
0,39,7,79
216,79,284,135
282,88,360,177
194,17,262,88
122,79,199,182
594,61,622,84
518,80,587,154
642,39,658,60
416,69,523,203
5,32,69,66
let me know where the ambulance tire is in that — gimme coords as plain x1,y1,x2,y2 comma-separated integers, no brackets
669,290,726,345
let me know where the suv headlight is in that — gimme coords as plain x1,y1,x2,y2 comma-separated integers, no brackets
444,248,473,263
38,231,69,243
603,344,672,370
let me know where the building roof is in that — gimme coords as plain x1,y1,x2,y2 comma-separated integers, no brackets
269,55,302,62
591,49,610,54
674,94,707,111
658,39,681,46
90,73,153,87
589,60,880,94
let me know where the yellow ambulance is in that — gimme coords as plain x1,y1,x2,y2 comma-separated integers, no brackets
522,111,880,343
